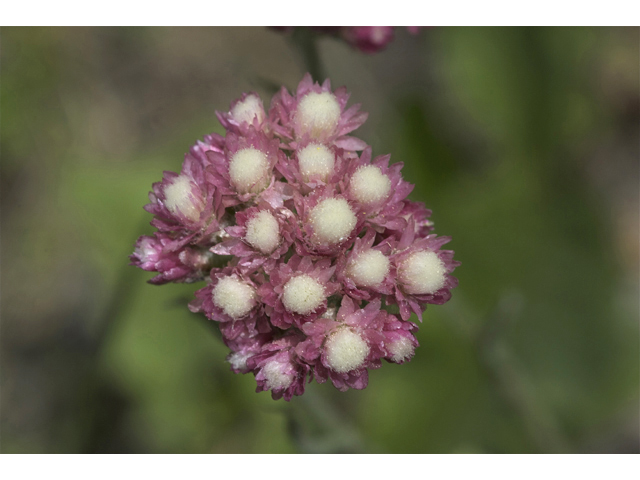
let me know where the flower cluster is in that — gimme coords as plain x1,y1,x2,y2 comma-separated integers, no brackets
130,74,459,400
274,27,423,54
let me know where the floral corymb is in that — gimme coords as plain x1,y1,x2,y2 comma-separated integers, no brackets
130,73,459,400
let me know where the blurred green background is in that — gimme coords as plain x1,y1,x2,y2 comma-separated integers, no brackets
1,27,638,454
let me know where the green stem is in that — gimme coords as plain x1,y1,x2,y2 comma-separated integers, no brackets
285,386,369,453
290,28,325,82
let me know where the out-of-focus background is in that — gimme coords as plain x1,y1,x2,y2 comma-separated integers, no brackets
1,27,638,454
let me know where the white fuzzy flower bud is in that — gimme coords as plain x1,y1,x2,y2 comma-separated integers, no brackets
346,249,390,287
295,92,340,138
398,250,446,295
325,329,370,373
227,352,252,372
263,360,294,390
163,174,203,222
349,165,391,206
231,94,265,125
297,143,335,182
309,198,357,246
212,276,256,319
282,274,325,315
134,237,157,262
245,210,280,254
229,148,270,194
387,337,415,363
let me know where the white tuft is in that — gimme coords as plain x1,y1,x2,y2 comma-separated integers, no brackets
321,307,337,321
346,249,390,288
309,197,357,246
297,143,335,182
231,94,265,125
349,165,391,206
295,91,341,138
164,174,202,222
212,276,256,319
135,237,156,261
388,337,415,363
325,328,370,373
282,274,325,315
227,352,251,371
398,250,446,295
245,210,280,254
263,360,294,390
229,148,269,194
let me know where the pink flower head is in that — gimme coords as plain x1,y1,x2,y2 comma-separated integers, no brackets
144,153,223,248
132,74,459,400
293,185,363,257
216,92,268,135
206,128,283,205
225,331,273,374
211,202,295,271
247,333,310,401
190,265,270,340
297,297,388,392
259,254,339,329
342,27,395,54
381,315,419,364
276,140,356,194
341,147,414,234
129,232,214,285
388,220,460,321
269,73,369,151
336,228,394,301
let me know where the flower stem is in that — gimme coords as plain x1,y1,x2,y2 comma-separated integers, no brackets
286,385,369,453
290,28,325,82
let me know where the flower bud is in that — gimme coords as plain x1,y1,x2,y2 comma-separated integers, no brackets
295,91,341,138
297,143,335,182
244,210,280,254
282,274,326,315
349,165,391,206
346,249,390,288
398,250,446,295
309,197,357,246
231,93,265,125
229,148,270,194
212,276,257,319
163,174,205,222
325,328,370,373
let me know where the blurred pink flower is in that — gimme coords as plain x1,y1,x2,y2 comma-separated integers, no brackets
273,26,425,54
